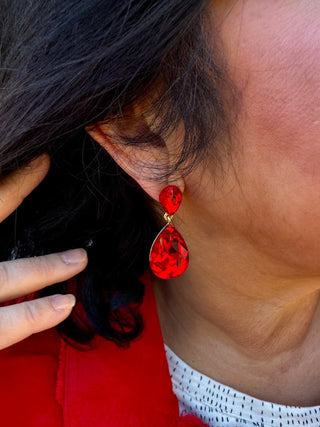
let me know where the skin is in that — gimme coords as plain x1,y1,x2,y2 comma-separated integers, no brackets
5,0,319,408
0,154,87,350
155,0,320,406
91,0,320,406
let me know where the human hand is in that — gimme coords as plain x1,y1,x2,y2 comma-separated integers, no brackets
0,154,88,350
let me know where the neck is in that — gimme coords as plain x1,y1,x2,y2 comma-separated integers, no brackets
152,233,320,406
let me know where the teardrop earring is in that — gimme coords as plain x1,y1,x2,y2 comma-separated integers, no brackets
149,185,189,279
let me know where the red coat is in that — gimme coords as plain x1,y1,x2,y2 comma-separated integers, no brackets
0,276,207,426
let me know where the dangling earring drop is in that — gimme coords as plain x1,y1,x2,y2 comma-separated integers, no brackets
149,185,189,279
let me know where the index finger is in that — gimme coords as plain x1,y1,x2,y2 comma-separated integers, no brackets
0,154,50,223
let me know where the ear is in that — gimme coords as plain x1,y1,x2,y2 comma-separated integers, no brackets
86,112,185,202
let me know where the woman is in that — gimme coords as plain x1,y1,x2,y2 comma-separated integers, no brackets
1,0,320,425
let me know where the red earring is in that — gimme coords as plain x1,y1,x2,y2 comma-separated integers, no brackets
149,185,189,279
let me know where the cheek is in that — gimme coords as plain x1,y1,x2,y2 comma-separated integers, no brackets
240,53,320,272
221,1,320,177
210,1,320,271
242,49,320,181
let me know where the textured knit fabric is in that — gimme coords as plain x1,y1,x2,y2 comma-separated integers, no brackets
166,345,320,427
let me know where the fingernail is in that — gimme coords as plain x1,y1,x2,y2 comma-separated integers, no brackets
60,249,87,265
50,294,76,311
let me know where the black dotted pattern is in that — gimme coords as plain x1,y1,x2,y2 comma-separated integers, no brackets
165,345,320,427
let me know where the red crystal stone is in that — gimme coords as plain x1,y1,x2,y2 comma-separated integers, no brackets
149,224,189,279
159,186,182,215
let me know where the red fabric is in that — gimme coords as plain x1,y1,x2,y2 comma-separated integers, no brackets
0,328,64,426
0,275,208,426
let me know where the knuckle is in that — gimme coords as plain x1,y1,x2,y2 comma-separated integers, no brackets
23,301,41,328
0,317,6,338
0,263,10,288
0,316,13,349
28,255,52,280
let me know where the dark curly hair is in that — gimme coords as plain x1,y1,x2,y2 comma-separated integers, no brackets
0,0,233,346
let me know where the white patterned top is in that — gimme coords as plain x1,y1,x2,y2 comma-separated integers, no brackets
165,344,320,427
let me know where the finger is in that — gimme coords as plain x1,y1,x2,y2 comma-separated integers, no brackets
0,153,50,222
0,248,88,303
0,294,76,350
